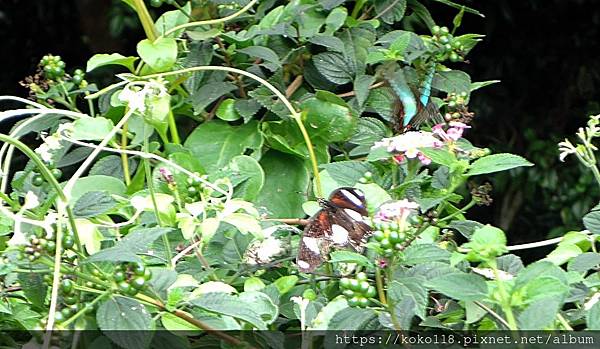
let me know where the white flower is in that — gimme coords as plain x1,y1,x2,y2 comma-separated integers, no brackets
23,191,40,210
57,122,74,137
375,199,419,221
35,143,53,162
372,131,439,159
119,78,169,113
245,236,285,265
558,139,577,162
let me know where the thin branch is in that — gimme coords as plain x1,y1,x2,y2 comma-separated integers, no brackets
336,81,385,98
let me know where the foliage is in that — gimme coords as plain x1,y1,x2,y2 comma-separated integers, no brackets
0,0,599,347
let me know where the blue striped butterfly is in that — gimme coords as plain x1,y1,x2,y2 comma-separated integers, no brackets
383,64,443,132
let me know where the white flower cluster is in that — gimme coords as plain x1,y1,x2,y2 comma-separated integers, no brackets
34,122,74,162
118,78,169,113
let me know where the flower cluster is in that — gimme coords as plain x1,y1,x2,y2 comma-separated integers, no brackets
372,122,470,165
118,78,169,113
34,123,74,163
558,114,600,162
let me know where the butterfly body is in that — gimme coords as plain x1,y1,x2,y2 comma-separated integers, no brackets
384,64,443,132
296,187,372,273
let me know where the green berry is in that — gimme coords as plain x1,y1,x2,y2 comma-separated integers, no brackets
357,297,370,308
389,232,400,244
356,272,367,282
342,289,355,298
440,26,449,34
118,281,132,294
51,168,62,179
63,295,78,306
187,186,198,196
449,52,460,62
113,271,126,282
373,230,384,242
32,174,44,186
365,286,377,298
380,238,391,249
431,25,440,35
62,236,74,249
358,281,370,294
348,279,361,292
364,171,372,179
348,296,360,307
150,0,163,7
131,276,146,290
54,312,65,323
132,262,146,276
383,248,394,257
143,268,153,281
394,243,403,250
46,241,56,253
340,277,351,289
60,279,74,294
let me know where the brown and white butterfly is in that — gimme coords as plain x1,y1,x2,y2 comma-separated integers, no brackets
296,187,373,273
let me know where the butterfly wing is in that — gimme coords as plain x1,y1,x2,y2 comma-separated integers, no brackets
296,209,333,273
327,187,372,250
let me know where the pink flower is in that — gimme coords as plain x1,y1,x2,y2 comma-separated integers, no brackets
417,153,431,165
375,199,419,222
446,121,471,140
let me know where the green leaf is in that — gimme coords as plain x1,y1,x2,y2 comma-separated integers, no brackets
466,153,534,176
73,191,117,217
470,80,500,92
86,53,137,72
85,227,173,263
309,296,348,330
97,297,154,349
136,37,178,72
419,147,457,167
319,161,374,190
68,175,126,204
583,209,600,234
374,0,407,24
215,99,241,121
329,251,373,267
587,301,600,330
354,75,376,107
244,277,266,292
568,252,600,273
365,87,397,122
89,155,137,181
518,298,561,330
190,81,237,114
350,117,390,146
545,244,582,266
324,7,347,35
273,275,299,294
309,35,346,53
256,151,309,218
261,120,330,164
72,117,114,141
190,293,267,330
184,120,262,173
18,273,47,309
496,254,524,274
326,307,378,331
432,70,471,93
312,52,354,84
425,272,488,301
155,2,191,37
448,220,483,239
515,261,568,288
355,183,392,215
238,46,281,72
235,99,262,123
462,225,508,261
161,312,201,334
239,291,278,324
226,155,265,201
388,278,428,319
523,276,569,302
301,93,357,142
402,243,451,265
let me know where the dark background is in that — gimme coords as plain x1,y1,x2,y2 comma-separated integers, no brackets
1,0,599,261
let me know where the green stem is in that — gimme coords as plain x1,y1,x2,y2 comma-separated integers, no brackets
293,113,323,197
437,199,476,223
167,111,181,144
375,268,387,305
143,134,172,263
121,122,132,186
132,0,158,41
61,290,109,327
351,0,367,18
490,261,518,330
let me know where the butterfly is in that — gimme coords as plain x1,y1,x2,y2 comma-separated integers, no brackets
296,187,372,273
383,64,444,132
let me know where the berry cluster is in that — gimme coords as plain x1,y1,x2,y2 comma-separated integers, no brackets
340,272,376,308
71,69,86,86
113,262,152,296
31,161,62,187
358,171,373,184
444,92,469,121
430,26,465,63
371,220,412,257
185,173,210,203
40,55,66,81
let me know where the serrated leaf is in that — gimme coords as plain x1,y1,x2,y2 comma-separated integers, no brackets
523,276,569,302
238,46,281,72
448,220,483,239
89,155,137,181
235,99,262,123
432,70,472,93
419,147,457,167
425,272,488,301
584,209,600,234
155,2,191,37
239,291,278,324
568,252,600,273
190,82,237,114
326,307,378,330
97,297,154,349
374,0,407,24
354,75,376,107
18,273,47,309
587,301,600,330
518,298,561,330
466,153,534,176
403,243,451,265
309,36,345,53
329,251,373,267
313,52,354,84
190,293,267,330
68,175,126,204
85,227,173,263
350,117,390,146
86,53,137,72
301,92,356,142
73,191,117,217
